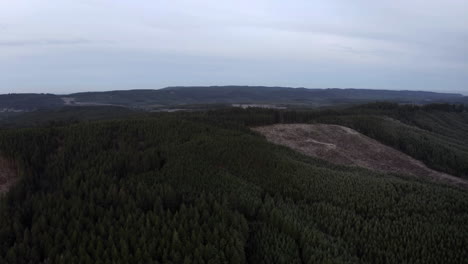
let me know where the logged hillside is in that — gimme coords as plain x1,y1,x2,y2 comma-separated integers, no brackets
0,114,468,263
1,103,467,178
253,124,466,188
190,103,468,179
312,104,468,178
0,157,17,193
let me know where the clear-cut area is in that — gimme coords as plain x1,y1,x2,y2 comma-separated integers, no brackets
253,124,468,188
0,157,18,194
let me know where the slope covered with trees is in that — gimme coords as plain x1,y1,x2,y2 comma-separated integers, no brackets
69,86,466,107
312,103,468,178
0,94,64,111
0,106,138,128
186,103,468,178
0,110,467,263
2,87,466,111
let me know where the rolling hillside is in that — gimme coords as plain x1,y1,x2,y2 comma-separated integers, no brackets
69,86,466,107
0,104,467,263
0,94,64,111
1,87,466,111
253,123,466,188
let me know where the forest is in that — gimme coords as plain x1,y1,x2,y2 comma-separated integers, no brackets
1,86,467,111
0,103,467,263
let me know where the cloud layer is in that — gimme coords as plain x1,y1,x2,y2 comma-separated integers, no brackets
1,0,467,94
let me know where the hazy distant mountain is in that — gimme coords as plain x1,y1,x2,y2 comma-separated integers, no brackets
70,86,465,106
1,86,466,111
0,93,64,112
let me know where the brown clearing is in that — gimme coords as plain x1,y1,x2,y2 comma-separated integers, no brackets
0,157,18,194
253,124,468,189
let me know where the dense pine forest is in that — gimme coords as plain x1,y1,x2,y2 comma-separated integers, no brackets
188,103,468,178
1,103,467,263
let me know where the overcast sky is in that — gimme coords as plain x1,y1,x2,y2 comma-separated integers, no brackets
0,0,467,94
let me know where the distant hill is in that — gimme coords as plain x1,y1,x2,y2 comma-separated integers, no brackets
0,106,137,128
0,93,63,111
1,86,466,111
70,86,465,107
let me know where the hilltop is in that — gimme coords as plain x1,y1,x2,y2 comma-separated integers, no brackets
1,86,466,112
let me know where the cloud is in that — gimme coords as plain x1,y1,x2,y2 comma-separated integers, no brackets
0,0,467,93
0,39,91,47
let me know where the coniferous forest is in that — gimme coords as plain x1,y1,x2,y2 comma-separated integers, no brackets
1,103,468,263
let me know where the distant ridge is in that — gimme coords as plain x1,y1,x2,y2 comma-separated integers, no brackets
1,86,466,111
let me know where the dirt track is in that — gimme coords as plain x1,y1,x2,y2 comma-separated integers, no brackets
253,124,468,188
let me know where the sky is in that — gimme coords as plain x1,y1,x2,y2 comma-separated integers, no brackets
0,0,467,94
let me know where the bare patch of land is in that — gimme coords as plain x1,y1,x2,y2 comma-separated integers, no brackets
232,104,287,109
253,124,468,188
61,97,123,107
0,157,18,194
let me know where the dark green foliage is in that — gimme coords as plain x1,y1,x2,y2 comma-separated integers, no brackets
0,112,467,263
0,106,139,128
312,103,468,178
174,103,468,178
